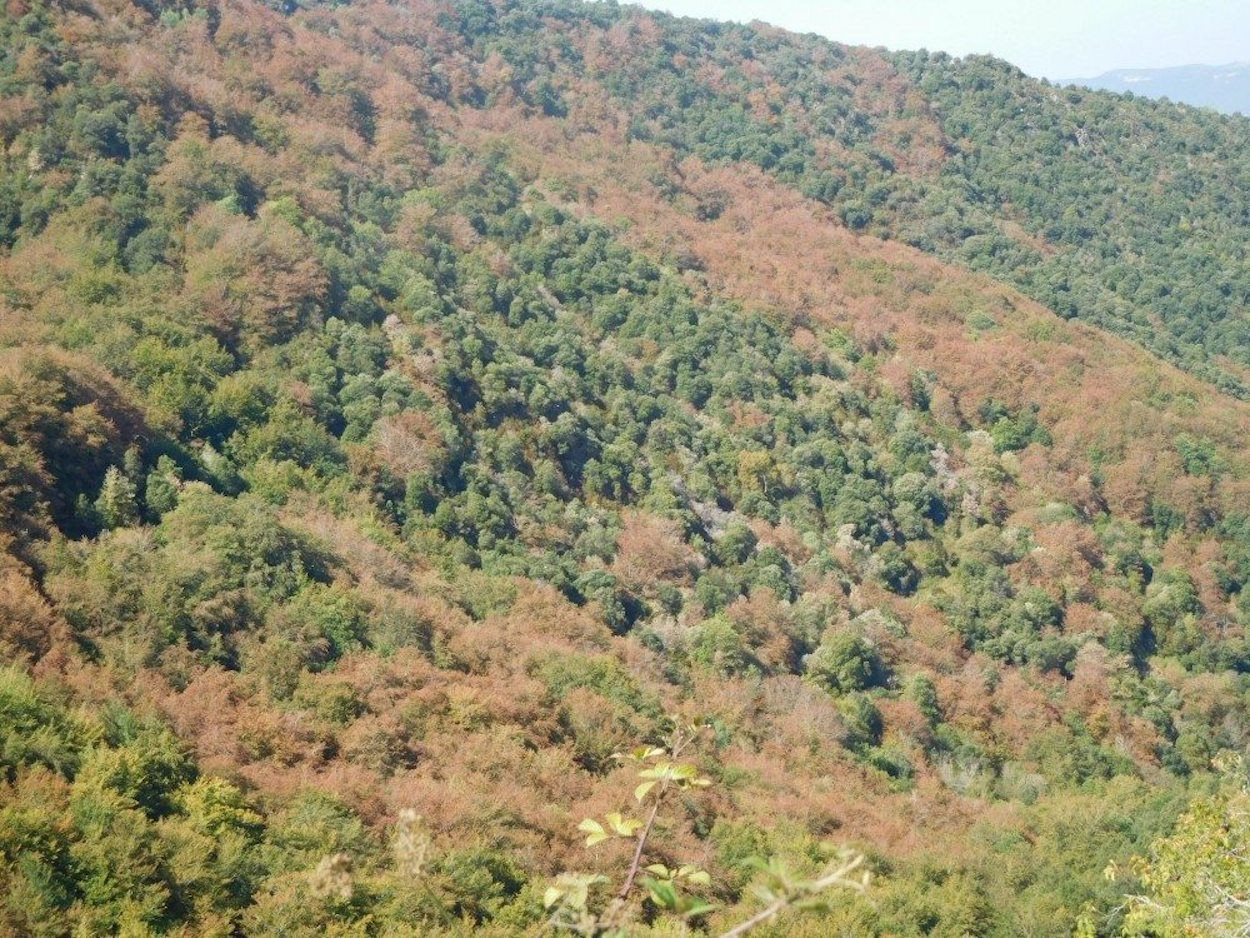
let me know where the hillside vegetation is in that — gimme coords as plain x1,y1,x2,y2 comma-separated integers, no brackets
1,0,1249,934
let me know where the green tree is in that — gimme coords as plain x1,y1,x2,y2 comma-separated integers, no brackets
142,456,181,516
94,466,139,529
805,632,884,694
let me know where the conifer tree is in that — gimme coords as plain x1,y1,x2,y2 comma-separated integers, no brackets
95,466,139,529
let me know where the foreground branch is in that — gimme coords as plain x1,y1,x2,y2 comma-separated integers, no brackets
717,853,869,938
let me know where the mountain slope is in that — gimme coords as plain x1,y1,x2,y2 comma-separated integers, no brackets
449,5,1250,394
1,0,1249,934
1067,63,1250,115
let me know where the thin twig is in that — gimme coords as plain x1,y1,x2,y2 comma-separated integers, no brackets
716,854,868,938
716,897,789,938
618,799,661,899
614,726,697,906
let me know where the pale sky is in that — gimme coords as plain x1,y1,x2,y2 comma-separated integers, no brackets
640,0,1250,80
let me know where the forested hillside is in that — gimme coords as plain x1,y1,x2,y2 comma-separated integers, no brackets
1,0,1249,934
456,4,1250,394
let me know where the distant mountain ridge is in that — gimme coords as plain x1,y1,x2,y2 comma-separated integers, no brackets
1066,62,1250,114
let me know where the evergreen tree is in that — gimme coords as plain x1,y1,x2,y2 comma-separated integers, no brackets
143,456,181,517
95,466,139,529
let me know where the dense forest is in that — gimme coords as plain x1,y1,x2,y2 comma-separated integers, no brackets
1,0,1249,934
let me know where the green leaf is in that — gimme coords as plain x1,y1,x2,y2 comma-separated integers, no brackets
682,901,719,919
605,812,642,836
635,779,658,802
577,818,609,846
545,873,608,911
645,878,680,910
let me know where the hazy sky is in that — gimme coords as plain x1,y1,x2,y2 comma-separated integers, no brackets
641,0,1250,79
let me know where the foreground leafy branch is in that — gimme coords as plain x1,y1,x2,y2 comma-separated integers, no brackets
545,723,869,936
1109,752,1250,937
718,852,869,938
